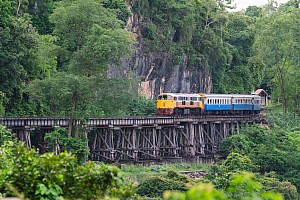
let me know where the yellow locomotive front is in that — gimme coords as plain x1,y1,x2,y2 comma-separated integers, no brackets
156,93,204,115
156,93,176,115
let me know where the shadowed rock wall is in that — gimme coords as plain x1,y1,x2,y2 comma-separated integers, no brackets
108,13,213,99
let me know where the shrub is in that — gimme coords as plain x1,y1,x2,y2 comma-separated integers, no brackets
137,176,187,198
44,128,89,164
164,172,283,200
258,174,299,200
0,141,136,199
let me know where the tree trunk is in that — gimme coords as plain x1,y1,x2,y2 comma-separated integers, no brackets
17,0,21,15
275,46,287,113
68,94,78,137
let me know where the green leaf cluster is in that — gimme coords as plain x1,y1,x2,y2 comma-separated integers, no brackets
44,128,89,164
164,172,283,200
0,140,136,199
217,122,300,199
137,171,189,198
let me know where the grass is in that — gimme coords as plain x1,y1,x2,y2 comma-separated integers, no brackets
118,163,209,182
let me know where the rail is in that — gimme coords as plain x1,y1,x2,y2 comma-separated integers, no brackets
0,115,259,128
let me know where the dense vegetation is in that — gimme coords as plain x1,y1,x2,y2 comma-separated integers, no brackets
124,110,300,199
0,0,299,118
0,126,137,199
1,0,300,199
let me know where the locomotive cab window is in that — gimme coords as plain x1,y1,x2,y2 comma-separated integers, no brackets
167,95,172,100
158,95,168,100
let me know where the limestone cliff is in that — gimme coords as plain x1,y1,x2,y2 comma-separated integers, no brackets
108,13,213,99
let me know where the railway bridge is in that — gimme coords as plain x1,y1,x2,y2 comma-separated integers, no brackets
0,115,260,163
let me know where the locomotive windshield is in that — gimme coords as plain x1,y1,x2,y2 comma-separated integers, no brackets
158,95,172,100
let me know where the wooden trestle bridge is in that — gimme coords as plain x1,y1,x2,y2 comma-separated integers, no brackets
0,115,260,163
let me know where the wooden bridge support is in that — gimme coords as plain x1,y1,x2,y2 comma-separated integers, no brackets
90,121,243,163
1,116,258,163
14,127,33,149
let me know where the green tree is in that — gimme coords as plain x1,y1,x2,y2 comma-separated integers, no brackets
72,24,132,75
0,15,40,114
27,0,56,34
27,73,95,136
50,0,132,73
44,128,89,163
219,13,256,93
245,6,263,18
102,0,131,25
0,0,15,26
0,125,15,146
251,9,300,113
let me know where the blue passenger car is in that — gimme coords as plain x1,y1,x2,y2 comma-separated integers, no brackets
232,94,261,114
203,94,232,113
253,95,262,112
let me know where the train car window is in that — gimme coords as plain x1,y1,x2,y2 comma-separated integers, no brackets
190,101,194,105
174,97,177,101
167,95,172,100
179,97,184,101
182,101,186,105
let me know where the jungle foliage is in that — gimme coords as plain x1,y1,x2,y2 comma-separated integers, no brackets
1,0,300,199
0,126,137,199
218,122,300,199
1,0,300,117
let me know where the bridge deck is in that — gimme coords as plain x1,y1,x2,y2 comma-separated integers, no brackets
0,115,258,128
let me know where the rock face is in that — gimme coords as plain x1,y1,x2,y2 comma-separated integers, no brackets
108,14,213,99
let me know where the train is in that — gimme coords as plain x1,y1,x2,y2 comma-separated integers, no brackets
156,93,261,115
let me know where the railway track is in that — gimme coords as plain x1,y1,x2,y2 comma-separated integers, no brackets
0,114,261,128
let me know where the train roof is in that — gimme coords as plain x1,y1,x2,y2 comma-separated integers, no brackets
231,94,260,98
158,93,200,97
158,93,260,98
202,94,233,98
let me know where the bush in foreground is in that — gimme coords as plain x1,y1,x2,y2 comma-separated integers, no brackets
0,141,137,199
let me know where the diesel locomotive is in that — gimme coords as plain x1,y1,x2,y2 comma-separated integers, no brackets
156,93,261,115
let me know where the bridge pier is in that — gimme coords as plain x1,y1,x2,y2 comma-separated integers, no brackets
89,120,246,163
16,126,32,149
